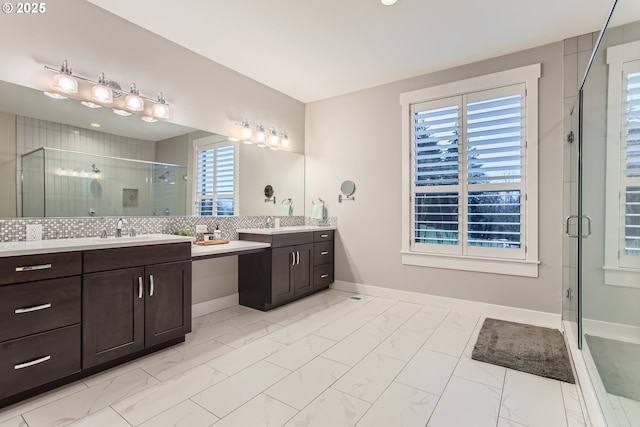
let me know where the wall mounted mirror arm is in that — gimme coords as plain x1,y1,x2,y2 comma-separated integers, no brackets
339,180,356,203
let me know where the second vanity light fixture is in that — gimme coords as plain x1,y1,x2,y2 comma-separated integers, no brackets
43,60,171,122
234,118,290,150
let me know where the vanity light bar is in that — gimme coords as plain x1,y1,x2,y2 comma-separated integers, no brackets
233,118,291,150
43,61,170,121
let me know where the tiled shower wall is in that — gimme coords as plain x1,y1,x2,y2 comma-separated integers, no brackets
0,216,337,243
16,115,156,216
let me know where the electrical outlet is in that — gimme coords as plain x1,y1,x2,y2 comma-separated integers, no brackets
26,224,43,241
195,224,208,233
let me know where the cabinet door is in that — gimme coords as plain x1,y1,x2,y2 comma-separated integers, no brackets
145,261,192,348
271,246,295,305
83,267,145,369
294,243,313,296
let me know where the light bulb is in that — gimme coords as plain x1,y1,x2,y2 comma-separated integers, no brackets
151,92,170,119
52,73,78,94
124,83,144,112
280,131,290,149
255,123,266,143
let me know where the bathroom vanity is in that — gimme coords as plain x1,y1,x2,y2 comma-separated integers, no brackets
237,226,335,311
0,235,192,407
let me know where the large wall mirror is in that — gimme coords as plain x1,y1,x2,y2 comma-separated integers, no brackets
0,80,304,218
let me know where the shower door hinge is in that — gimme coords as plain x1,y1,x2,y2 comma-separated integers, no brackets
566,288,574,301
567,131,575,143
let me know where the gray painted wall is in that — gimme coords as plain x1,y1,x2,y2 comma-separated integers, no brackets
305,42,566,314
0,112,16,217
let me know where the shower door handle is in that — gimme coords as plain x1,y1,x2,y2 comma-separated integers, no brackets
565,215,592,238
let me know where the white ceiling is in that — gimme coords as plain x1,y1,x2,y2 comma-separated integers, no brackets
87,0,614,103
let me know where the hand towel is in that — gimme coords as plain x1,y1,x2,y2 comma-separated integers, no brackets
281,202,292,216
311,203,325,220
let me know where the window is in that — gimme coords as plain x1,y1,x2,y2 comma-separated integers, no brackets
604,41,640,287
194,140,237,216
401,64,540,277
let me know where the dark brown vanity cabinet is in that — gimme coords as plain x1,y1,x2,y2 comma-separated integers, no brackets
82,243,192,369
0,252,82,400
239,230,334,311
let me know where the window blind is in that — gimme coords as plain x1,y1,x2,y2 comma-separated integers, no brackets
624,71,640,256
411,85,525,258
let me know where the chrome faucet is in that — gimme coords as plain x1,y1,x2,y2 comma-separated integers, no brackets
266,216,274,228
116,218,127,237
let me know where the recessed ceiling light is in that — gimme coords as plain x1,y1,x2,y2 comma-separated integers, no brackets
381,0,397,5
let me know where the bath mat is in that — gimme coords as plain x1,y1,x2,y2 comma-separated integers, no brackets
585,335,640,401
472,318,575,383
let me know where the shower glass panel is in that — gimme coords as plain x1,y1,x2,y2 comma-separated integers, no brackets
573,1,640,424
21,147,187,217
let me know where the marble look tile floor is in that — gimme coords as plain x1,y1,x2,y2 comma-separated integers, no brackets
0,289,586,427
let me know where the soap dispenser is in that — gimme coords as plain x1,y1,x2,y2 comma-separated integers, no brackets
213,224,222,241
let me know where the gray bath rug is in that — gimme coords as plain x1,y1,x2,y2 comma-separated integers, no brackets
585,335,640,402
472,318,575,383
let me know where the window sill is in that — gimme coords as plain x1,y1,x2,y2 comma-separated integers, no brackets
603,266,640,289
401,251,539,277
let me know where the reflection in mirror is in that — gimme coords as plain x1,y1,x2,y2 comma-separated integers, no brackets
0,80,305,218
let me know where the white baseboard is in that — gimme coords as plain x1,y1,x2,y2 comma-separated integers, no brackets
192,293,239,318
582,318,640,344
331,280,561,329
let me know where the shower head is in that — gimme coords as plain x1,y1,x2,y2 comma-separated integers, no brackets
91,164,100,173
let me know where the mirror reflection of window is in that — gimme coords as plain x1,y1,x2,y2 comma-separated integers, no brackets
194,140,237,216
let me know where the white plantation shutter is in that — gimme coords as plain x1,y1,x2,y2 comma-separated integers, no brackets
195,141,236,216
620,65,640,267
411,84,525,259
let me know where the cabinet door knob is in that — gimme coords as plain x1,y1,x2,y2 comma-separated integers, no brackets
149,275,155,297
138,276,144,299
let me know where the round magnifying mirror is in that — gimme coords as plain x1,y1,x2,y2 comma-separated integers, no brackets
340,180,356,196
264,185,274,198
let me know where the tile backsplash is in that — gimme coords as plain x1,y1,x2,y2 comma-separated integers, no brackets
0,216,337,243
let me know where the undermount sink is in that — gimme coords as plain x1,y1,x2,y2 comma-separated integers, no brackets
92,235,153,242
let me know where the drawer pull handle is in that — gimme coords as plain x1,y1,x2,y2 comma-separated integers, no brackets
14,355,51,370
321,274,329,279
138,277,144,299
320,234,328,238
15,303,52,314
321,251,329,255
149,275,155,297
15,264,52,272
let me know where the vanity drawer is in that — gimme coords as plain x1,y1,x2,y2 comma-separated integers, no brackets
0,325,81,400
0,276,81,342
270,232,313,248
83,242,191,273
0,252,82,286
314,241,333,266
313,230,334,242
313,263,334,288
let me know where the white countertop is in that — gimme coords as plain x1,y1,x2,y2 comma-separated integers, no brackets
191,240,271,258
235,225,336,235
0,234,194,257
